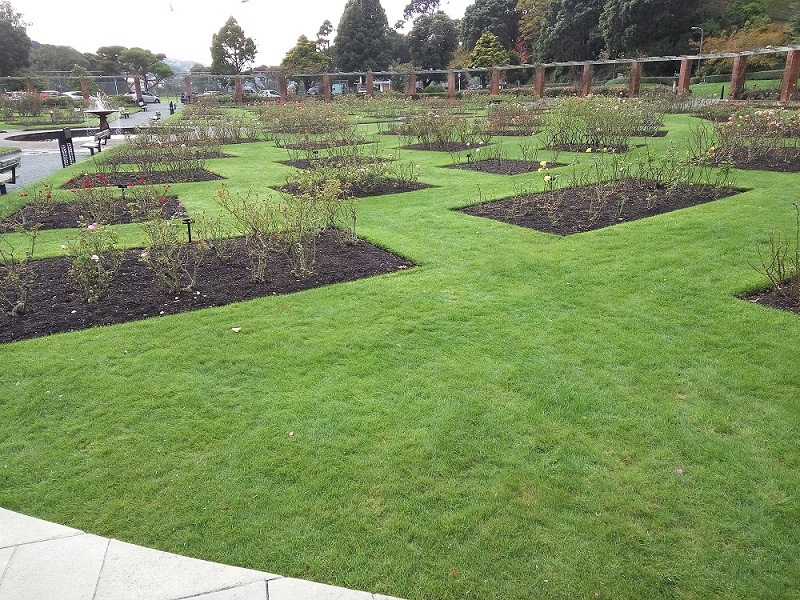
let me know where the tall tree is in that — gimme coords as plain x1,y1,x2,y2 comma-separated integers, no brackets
95,45,126,76
0,1,30,76
791,2,800,41
395,0,440,28
210,16,257,75
316,19,334,52
533,0,605,61
118,47,173,91
599,0,701,58
461,0,520,51
408,11,459,69
470,30,509,67
385,28,411,66
334,0,390,71
0,0,26,27
30,44,90,72
282,35,333,73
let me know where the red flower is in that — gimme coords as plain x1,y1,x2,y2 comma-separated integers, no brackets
160,197,168,203
19,193,28,197
46,193,52,199
68,178,75,184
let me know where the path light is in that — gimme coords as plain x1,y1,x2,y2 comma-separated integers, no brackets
691,27,704,80
117,184,127,201
183,217,194,243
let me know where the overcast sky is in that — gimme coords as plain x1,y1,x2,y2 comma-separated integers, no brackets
22,0,476,67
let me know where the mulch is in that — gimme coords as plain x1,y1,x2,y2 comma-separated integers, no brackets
1,198,184,232
459,179,743,235
0,231,414,344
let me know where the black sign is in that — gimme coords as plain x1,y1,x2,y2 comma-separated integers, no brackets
59,128,75,168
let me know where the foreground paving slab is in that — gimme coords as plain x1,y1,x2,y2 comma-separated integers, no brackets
0,508,406,600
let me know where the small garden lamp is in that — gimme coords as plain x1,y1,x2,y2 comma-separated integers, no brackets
691,27,704,79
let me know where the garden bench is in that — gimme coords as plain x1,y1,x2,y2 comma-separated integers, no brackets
119,107,129,119
80,129,111,156
0,155,21,195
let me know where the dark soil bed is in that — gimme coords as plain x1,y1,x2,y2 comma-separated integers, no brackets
278,180,431,198
275,141,368,151
60,169,222,189
279,155,387,170
547,143,630,153
742,286,800,315
402,142,477,152
707,148,800,172
459,179,743,235
102,151,231,165
449,159,564,176
0,230,414,344
1,198,183,231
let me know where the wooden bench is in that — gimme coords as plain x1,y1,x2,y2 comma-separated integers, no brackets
0,155,21,195
80,129,112,156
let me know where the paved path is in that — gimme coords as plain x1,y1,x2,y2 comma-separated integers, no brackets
0,508,402,600
0,106,159,192
0,106,407,600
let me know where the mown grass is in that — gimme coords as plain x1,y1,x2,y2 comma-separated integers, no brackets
0,110,798,599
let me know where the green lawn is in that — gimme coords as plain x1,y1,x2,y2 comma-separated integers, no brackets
0,112,798,599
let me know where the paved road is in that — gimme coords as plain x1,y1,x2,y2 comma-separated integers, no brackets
0,105,167,193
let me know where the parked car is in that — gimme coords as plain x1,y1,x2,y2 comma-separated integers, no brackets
259,89,280,98
127,92,161,104
306,86,320,96
198,90,221,97
62,91,85,100
39,90,60,99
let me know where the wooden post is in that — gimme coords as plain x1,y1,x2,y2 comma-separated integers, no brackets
729,54,748,100
406,72,416,95
366,71,374,98
628,61,642,98
677,58,692,94
277,72,287,100
447,70,456,99
79,77,90,101
535,65,545,98
26,77,35,94
581,63,593,96
322,73,332,101
234,75,243,103
184,75,193,103
490,68,500,95
780,48,800,101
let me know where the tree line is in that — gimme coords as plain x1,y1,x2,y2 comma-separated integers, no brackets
2,0,800,88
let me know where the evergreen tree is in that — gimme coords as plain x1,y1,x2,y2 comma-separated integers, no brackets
599,0,701,58
334,0,390,72
408,11,459,69
210,16,257,75
0,1,30,76
470,31,509,67
461,0,519,52
282,35,332,74
535,0,605,61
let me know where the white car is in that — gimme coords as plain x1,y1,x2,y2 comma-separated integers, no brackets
127,92,161,104
62,91,85,100
259,90,280,98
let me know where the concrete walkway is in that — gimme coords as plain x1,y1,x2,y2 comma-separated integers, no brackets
0,106,407,600
0,105,160,192
0,508,402,600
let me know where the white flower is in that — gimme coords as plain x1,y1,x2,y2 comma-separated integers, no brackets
90,254,100,262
